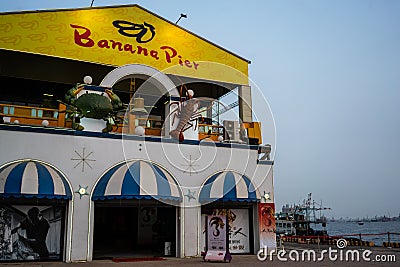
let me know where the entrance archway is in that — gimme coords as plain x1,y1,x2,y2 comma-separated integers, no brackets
99,64,179,97
91,160,182,258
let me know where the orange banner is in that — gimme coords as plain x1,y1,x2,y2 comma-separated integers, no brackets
258,203,277,249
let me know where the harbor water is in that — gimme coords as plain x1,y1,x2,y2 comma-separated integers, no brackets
325,220,400,246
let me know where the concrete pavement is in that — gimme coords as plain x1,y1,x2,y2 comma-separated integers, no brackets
0,245,399,267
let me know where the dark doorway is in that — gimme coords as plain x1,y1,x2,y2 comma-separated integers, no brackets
93,204,176,258
93,207,138,257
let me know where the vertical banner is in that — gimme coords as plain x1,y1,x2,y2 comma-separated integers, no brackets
226,209,250,253
258,203,276,249
206,215,227,251
205,215,231,262
0,205,64,261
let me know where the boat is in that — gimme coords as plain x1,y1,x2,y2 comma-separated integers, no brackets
357,221,364,225
275,193,330,237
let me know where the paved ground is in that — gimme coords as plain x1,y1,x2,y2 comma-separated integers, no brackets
0,245,399,266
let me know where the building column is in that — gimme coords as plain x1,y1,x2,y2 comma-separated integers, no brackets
238,85,252,123
67,197,91,262
182,206,201,257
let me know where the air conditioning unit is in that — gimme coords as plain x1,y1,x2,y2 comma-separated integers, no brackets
223,120,240,141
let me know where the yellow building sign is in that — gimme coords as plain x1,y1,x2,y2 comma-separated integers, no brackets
0,5,249,85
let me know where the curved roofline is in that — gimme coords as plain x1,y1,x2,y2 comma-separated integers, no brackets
0,4,251,64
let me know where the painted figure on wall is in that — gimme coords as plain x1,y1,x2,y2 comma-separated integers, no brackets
11,207,50,259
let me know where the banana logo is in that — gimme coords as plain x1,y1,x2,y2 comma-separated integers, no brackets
98,55,116,64
0,23,13,32
47,24,67,33
216,53,228,60
183,40,197,49
0,35,22,45
35,45,56,54
38,13,58,21
111,9,129,15
92,16,107,23
18,21,39,30
56,37,72,44
101,26,114,34
64,49,82,57
27,33,48,42
190,51,205,59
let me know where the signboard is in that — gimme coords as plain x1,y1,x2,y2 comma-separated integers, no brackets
204,215,231,262
0,205,64,261
206,215,227,251
202,209,250,254
0,5,249,85
258,203,276,249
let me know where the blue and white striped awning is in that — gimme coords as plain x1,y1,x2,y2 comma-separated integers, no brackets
0,160,72,200
92,160,182,201
199,171,260,203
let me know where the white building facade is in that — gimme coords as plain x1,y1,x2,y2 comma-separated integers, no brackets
0,5,275,262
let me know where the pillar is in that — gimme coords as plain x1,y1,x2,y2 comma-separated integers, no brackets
182,206,201,257
238,85,252,123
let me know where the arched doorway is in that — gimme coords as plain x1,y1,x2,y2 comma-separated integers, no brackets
99,64,180,137
91,160,182,258
0,159,72,262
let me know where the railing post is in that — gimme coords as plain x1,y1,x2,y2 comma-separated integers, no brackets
57,103,66,127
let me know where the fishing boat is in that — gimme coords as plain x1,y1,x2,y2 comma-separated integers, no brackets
276,193,330,237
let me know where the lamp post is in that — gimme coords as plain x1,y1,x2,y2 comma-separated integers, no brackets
175,13,187,24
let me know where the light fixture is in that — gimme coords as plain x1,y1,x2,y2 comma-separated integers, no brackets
75,185,89,199
83,75,93,84
175,13,187,24
263,191,271,201
130,97,148,115
134,126,145,136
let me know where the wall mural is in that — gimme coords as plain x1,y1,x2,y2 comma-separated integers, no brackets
0,205,64,261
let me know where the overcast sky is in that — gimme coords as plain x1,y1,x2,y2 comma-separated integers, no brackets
1,0,399,219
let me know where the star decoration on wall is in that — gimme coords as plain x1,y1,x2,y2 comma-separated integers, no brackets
262,191,271,201
75,185,89,199
71,147,96,172
184,189,196,202
181,155,199,176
